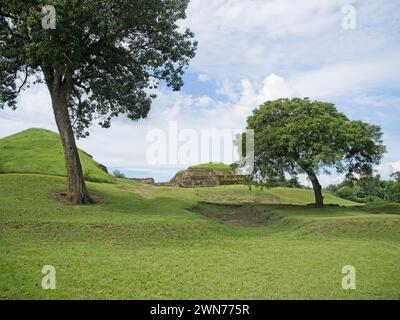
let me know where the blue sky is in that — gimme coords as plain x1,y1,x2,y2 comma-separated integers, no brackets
1,0,399,184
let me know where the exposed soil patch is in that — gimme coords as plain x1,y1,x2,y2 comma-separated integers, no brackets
190,202,282,227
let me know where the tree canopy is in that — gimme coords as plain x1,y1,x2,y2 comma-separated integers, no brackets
385,172,400,203
327,172,400,204
0,0,197,203
245,98,386,207
1,0,197,136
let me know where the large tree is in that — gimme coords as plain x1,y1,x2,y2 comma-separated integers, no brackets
0,0,197,203
245,98,386,208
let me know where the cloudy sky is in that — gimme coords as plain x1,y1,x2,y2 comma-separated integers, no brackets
1,0,399,184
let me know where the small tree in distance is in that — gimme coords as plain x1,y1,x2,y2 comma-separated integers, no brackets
245,98,386,208
385,172,400,203
0,0,197,203
112,170,127,179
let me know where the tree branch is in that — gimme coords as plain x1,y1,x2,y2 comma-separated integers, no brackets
15,66,28,94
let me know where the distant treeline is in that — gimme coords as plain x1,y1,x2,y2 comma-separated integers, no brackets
243,175,304,190
326,172,400,203
244,170,400,204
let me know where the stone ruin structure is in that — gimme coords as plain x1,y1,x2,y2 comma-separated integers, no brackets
170,168,244,188
130,178,155,185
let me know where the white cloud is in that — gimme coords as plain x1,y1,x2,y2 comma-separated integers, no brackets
288,55,400,98
181,0,398,78
377,161,400,180
197,74,210,82
216,80,238,102
298,160,400,188
195,95,212,107
0,84,56,138
74,73,291,172
352,94,400,109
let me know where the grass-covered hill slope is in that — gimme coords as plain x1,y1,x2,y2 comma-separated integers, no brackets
0,128,114,183
189,162,232,171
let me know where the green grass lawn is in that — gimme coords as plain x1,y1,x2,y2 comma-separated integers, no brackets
1,173,399,299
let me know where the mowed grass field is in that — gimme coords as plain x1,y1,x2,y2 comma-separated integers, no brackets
0,129,399,299
0,175,399,299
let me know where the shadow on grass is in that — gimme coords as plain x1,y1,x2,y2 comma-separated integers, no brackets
188,201,400,229
189,202,306,228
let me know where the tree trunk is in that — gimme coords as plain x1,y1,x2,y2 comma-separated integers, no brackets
306,169,324,208
46,74,93,204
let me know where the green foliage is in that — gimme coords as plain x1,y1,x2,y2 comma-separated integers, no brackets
328,174,400,203
0,0,197,137
243,98,386,206
356,174,386,199
0,128,114,183
286,176,302,188
385,172,400,203
385,181,400,203
229,162,239,172
336,186,354,199
391,171,400,182
249,176,303,189
245,98,385,181
329,173,400,204
112,170,127,179
174,170,186,177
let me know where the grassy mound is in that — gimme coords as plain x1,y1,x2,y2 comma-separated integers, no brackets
188,162,232,171
361,202,400,214
189,185,357,206
0,128,114,183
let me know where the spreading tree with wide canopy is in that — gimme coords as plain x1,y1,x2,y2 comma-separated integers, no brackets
0,0,197,203
245,98,386,208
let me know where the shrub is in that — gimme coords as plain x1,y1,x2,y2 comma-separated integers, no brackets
385,182,400,203
112,170,127,179
336,186,354,199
